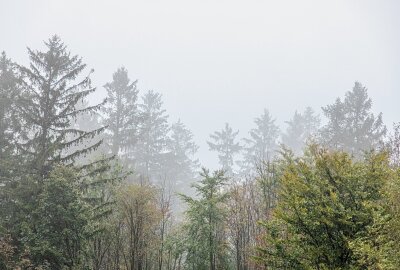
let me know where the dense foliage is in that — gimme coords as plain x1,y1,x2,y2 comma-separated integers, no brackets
255,146,399,269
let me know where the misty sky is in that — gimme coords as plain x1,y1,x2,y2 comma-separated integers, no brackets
1,0,399,169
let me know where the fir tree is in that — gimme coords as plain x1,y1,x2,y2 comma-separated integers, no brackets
241,109,279,174
0,51,20,182
0,52,22,238
102,67,140,157
303,106,320,137
134,90,170,181
387,122,400,167
17,36,106,179
180,169,230,270
165,119,199,193
64,99,105,164
320,82,386,155
207,123,241,175
27,166,89,269
282,106,320,155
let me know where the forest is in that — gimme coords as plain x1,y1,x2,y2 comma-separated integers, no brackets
0,36,399,270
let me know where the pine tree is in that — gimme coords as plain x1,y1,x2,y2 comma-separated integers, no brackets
207,123,241,175
17,36,106,179
282,107,320,155
320,82,386,155
241,109,279,174
133,90,170,181
102,67,140,157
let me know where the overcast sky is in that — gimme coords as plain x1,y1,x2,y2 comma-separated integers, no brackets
1,0,399,169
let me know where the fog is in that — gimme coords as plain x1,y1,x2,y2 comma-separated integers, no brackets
2,0,399,169
2,1,400,269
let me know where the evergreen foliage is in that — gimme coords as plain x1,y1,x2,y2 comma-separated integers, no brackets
241,109,279,174
180,169,231,270
134,90,170,181
17,36,106,178
282,107,320,155
0,36,399,270
165,120,199,194
207,123,241,175
321,82,386,156
102,67,140,157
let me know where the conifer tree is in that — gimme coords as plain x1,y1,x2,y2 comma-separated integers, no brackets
102,67,140,157
165,119,199,193
180,169,230,270
74,99,102,134
320,82,386,155
134,90,170,181
27,166,89,269
241,109,279,174
0,52,22,237
17,36,106,179
0,52,20,182
303,106,320,137
282,107,320,155
207,123,241,175
388,122,400,167
60,99,105,167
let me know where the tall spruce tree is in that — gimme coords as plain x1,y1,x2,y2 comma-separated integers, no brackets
133,90,170,181
320,82,386,155
102,67,140,157
207,123,241,175
282,107,320,155
17,36,106,179
241,109,279,174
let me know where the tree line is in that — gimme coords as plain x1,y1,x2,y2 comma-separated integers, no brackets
0,36,399,269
